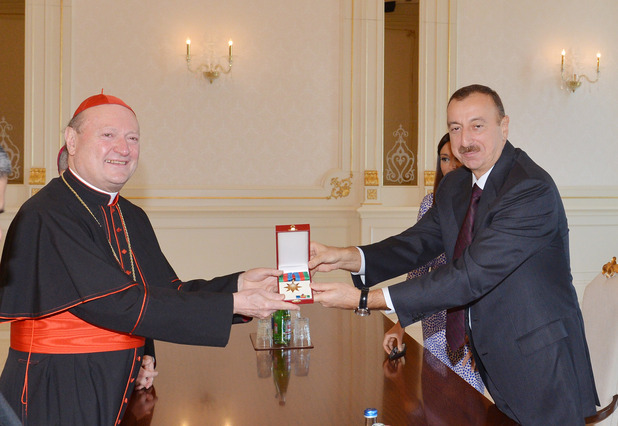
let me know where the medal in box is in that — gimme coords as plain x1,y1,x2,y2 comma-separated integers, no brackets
276,224,313,304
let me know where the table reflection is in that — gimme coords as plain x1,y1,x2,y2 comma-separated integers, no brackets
255,348,312,406
123,304,516,425
120,387,158,426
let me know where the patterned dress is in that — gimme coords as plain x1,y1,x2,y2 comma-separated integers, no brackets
408,193,485,393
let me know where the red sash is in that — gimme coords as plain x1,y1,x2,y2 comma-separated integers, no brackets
11,311,145,354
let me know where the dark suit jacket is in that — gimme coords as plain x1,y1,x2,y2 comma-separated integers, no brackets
356,142,598,424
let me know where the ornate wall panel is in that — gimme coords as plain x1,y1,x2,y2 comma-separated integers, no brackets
0,1,25,183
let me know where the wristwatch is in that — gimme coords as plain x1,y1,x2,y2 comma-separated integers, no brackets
354,288,370,316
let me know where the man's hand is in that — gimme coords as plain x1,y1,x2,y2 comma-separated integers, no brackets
308,242,361,274
135,355,158,390
233,288,299,318
237,268,282,292
311,282,360,309
312,282,388,311
383,321,405,354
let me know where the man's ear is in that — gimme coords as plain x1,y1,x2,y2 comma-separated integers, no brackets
64,127,77,155
500,115,510,142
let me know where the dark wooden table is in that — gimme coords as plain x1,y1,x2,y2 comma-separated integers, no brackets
124,303,517,425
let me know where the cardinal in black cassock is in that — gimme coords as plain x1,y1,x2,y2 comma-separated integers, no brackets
0,93,289,424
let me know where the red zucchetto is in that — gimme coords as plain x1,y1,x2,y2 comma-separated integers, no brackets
72,90,135,118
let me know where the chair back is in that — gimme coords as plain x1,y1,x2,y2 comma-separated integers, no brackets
582,273,618,424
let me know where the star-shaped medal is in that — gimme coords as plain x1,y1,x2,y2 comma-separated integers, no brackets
285,280,300,293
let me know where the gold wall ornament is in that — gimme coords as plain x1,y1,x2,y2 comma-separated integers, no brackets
364,170,379,186
366,189,378,200
29,168,46,185
384,124,416,185
327,174,353,199
424,170,436,187
602,257,618,277
0,116,23,182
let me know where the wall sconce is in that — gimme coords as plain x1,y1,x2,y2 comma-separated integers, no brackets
560,49,601,93
186,39,234,84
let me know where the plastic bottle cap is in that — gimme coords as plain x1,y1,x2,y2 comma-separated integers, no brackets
364,408,378,417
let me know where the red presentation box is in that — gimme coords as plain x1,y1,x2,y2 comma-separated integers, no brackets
276,224,313,304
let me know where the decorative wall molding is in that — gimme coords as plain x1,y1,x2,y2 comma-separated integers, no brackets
0,116,22,181
326,173,354,200
28,167,45,185
120,170,360,208
384,124,416,185
364,170,379,186
366,189,378,200
424,170,436,186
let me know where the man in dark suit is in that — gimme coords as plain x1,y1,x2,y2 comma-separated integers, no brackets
309,84,598,424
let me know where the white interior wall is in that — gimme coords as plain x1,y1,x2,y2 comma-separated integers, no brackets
456,0,618,188
2,0,616,343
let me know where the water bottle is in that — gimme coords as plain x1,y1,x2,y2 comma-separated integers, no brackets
363,408,378,426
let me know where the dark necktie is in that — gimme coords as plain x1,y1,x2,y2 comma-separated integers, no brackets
445,184,482,352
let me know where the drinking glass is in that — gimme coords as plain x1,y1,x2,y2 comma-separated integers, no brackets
292,317,311,347
256,317,273,349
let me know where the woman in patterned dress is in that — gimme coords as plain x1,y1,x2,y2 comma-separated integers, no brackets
382,133,485,393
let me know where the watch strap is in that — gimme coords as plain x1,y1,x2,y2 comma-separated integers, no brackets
354,288,370,316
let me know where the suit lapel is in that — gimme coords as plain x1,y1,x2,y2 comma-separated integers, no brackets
439,168,472,260
453,179,471,230
474,182,494,233
473,141,517,232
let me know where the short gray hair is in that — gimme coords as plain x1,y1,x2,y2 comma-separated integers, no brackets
57,144,68,174
66,112,86,134
0,146,11,178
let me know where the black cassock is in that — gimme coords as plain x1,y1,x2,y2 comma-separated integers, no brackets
0,169,244,425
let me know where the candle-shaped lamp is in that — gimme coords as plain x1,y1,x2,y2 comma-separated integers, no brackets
596,52,601,73
228,40,233,59
561,49,565,71
186,39,191,60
